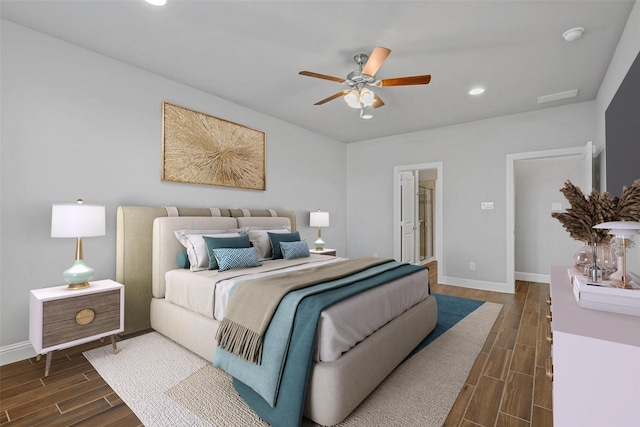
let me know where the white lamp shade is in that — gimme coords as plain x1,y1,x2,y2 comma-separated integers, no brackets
310,211,330,228
593,221,640,230
51,204,106,238
609,229,640,238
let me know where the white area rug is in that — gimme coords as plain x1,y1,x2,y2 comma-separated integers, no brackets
85,301,501,426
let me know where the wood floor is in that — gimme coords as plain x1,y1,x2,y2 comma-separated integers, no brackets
0,281,551,426
433,281,553,427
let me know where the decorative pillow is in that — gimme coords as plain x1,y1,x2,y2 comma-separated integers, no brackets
203,235,251,269
268,231,301,259
244,227,291,259
176,251,190,269
279,240,310,260
212,247,261,272
174,230,240,271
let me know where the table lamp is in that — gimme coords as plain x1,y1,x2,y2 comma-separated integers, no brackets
51,199,106,289
593,221,640,289
310,210,329,250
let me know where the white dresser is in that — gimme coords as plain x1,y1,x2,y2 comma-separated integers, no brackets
549,265,640,426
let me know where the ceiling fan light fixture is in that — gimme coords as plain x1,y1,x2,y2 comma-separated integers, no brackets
360,107,373,120
345,90,361,109
359,88,376,107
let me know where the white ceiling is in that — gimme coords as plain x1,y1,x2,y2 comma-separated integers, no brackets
1,0,635,143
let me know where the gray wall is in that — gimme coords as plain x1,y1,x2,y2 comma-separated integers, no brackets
0,21,346,359
345,102,596,290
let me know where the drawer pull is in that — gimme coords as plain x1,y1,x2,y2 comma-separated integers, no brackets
76,309,95,325
546,326,553,344
546,295,552,305
546,307,552,321
546,358,554,380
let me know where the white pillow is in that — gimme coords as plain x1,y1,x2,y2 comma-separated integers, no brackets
242,227,291,260
174,229,240,271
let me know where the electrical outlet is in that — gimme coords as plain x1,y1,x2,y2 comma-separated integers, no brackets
470,262,476,270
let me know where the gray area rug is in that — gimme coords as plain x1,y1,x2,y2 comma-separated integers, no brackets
85,301,501,426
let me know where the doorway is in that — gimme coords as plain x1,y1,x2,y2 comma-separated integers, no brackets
419,179,435,261
394,163,443,282
506,142,593,291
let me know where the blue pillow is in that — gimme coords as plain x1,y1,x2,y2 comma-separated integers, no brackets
280,240,310,260
203,235,251,269
176,251,190,269
268,231,300,259
212,248,261,272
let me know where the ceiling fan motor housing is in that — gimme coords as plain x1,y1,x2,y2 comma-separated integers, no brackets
347,53,376,87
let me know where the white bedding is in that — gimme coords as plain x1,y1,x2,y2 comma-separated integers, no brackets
165,256,430,362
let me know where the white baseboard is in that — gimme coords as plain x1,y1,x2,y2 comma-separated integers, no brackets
1,340,36,366
440,276,511,294
515,271,550,284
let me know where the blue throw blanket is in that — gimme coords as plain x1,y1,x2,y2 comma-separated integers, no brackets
213,260,406,406
232,262,425,427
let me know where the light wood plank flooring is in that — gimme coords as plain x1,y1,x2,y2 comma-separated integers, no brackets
1,281,551,426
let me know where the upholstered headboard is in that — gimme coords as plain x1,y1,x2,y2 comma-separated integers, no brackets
116,206,297,334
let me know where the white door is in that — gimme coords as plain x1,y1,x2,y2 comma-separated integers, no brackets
401,171,419,264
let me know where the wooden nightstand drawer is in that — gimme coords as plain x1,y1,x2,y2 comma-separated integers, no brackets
42,289,121,348
309,248,337,256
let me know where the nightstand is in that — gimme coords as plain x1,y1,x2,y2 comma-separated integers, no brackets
309,248,337,256
29,279,124,376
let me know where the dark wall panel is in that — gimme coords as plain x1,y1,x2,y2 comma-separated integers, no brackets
605,50,640,197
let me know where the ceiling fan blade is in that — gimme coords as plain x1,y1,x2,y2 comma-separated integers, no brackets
299,71,345,83
314,91,349,105
373,94,385,108
362,47,391,77
376,74,431,87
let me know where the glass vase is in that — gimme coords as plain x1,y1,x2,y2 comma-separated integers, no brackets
593,243,617,280
574,245,592,272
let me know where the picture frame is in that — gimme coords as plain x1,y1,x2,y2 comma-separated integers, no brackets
161,102,266,190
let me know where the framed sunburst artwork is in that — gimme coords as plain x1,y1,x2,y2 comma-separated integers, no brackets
161,102,266,191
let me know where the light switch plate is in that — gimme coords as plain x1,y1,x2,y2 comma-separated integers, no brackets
481,202,494,210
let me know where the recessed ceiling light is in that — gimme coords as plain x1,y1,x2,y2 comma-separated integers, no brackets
562,27,584,42
469,88,485,95
145,0,167,6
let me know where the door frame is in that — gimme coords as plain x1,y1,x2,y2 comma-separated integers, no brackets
394,162,443,280
506,141,592,292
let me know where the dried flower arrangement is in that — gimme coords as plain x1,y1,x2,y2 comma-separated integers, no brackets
551,178,640,243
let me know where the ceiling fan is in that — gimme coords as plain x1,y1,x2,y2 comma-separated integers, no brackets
299,47,431,119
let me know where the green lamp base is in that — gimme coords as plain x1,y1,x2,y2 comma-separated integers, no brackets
63,260,94,290
314,237,326,251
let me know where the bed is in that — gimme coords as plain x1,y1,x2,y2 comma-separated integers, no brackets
116,206,437,426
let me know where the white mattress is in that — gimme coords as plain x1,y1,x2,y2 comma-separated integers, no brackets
165,257,430,362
